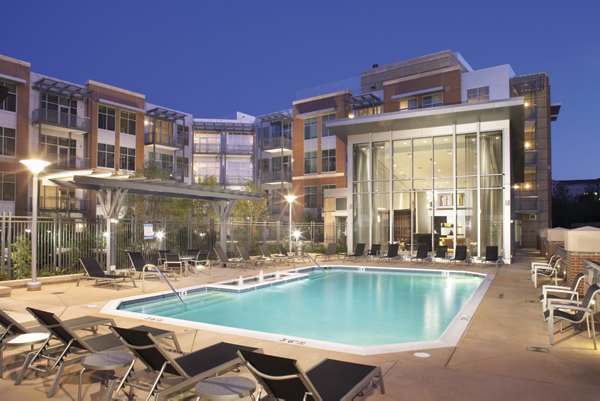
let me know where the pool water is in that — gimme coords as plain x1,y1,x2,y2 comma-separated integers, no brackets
118,268,485,347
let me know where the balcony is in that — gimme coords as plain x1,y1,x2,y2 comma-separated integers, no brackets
193,143,221,154
225,144,254,155
144,132,181,150
32,108,90,133
39,196,90,213
45,156,91,171
226,176,252,186
262,137,292,152
261,170,292,184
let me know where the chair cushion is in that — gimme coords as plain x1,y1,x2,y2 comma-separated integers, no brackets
307,359,378,401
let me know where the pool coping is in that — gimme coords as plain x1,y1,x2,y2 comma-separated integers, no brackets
101,266,493,355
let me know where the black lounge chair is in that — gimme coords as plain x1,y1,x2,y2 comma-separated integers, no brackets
544,284,600,349
19,308,179,396
77,257,136,290
111,326,261,401
316,243,338,261
259,244,291,264
450,245,469,264
539,273,585,311
164,254,183,277
432,246,448,263
379,243,399,262
411,244,430,263
185,249,211,274
214,246,250,268
238,349,385,401
0,310,114,377
158,249,170,265
344,243,366,260
367,244,381,259
483,246,502,266
276,243,290,257
127,251,165,280
237,245,261,266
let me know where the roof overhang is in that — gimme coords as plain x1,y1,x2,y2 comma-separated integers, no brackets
327,98,525,139
146,107,187,122
193,121,254,132
57,175,264,202
33,77,91,100
551,103,561,122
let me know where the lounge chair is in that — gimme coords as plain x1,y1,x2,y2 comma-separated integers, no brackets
77,257,136,290
539,273,585,312
411,244,430,263
432,246,448,263
185,249,211,274
158,249,170,265
450,245,469,264
259,244,291,264
367,244,381,259
483,246,502,265
544,284,600,349
276,243,291,257
214,246,250,268
344,243,366,260
379,243,399,262
238,349,385,401
110,326,261,401
532,257,561,288
237,245,262,266
316,243,338,261
164,254,184,277
19,308,179,396
0,310,114,377
127,251,165,280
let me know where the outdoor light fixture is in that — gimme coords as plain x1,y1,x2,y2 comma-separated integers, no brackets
20,159,51,291
284,194,297,252
348,112,355,119
155,230,165,240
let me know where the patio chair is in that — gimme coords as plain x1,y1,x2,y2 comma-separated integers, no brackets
367,244,381,259
238,349,385,401
110,326,261,401
539,273,585,312
531,254,557,273
19,308,179,396
214,246,250,268
77,257,136,290
237,245,261,266
411,244,430,263
127,251,165,280
185,249,211,274
544,284,600,349
344,243,366,260
164,254,183,277
259,244,291,264
158,249,170,265
432,246,448,263
450,246,469,264
316,243,338,261
532,257,561,288
379,243,399,262
483,246,502,266
0,310,114,377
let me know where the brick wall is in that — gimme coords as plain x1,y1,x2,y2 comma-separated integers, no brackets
564,251,600,294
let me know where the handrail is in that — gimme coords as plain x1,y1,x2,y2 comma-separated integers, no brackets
142,265,186,305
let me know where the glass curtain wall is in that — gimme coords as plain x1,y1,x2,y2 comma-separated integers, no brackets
355,130,504,257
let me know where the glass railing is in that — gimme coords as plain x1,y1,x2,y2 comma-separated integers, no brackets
32,108,90,131
144,132,180,148
39,197,90,212
261,170,292,183
45,156,91,170
225,144,254,154
226,176,252,186
193,143,221,153
262,137,292,150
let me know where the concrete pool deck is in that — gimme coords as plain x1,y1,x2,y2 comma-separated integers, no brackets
0,249,599,400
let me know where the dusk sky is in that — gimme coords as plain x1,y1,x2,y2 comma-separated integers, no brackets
2,0,598,180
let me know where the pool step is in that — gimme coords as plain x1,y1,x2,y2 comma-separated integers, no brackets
124,291,230,314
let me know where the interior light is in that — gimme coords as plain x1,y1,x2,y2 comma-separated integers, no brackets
525,183,531,189
513,184,520,190
524,142,530,149
524,101,530,107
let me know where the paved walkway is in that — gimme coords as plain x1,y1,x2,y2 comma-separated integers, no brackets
0,250,599,400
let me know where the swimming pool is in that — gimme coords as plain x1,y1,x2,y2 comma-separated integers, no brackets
103,267,492,355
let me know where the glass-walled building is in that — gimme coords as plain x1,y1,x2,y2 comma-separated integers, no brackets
329,98,522,263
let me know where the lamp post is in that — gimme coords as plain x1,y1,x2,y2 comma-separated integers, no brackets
284,194,297,253
20,159,51,291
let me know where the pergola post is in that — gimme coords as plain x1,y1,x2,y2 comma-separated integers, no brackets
97,188,128,272
212,200,235,255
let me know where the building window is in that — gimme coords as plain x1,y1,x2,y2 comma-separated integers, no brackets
399,97,418,111
149,152,174,171
176,156,189,178
97,143,115,168
321,113,336,137
98,105,116,131
322,184,336,210
357,105,382,116
422,93,443,108
304,186,317,209
304,117,318,140
119,146,135,171
322,149,336,172
40,135,76,167
0,172,15,201
0,127,15,156
120,110,137,135
304,151,317,174
177,124,189,146
467,86,490,103
0,81,16,112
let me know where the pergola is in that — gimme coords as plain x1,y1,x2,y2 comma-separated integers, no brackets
51,175,265,271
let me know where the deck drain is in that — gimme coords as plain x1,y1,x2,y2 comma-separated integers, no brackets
50,291,64,294
525,299,538,303
526,346,550,353
413,352,431,358
498,293,504,299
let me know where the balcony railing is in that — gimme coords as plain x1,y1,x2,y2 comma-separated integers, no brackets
39,197,90,212
261,170,292,183
32,108,90,132
46,156,91,170
225,144,253,154
226,176,252,186
144,132,180,148
262,137,292,150
193,143,221,153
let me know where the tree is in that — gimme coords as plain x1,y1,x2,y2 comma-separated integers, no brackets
231,180,268,221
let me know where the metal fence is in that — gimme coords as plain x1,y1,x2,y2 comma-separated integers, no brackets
0,214,346,281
